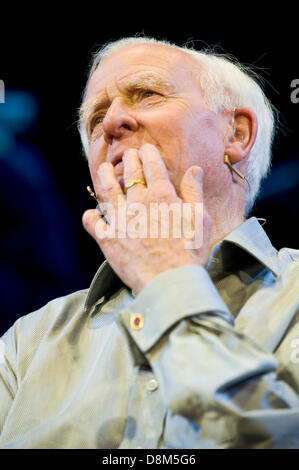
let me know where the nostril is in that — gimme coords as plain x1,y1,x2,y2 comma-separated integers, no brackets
122,124,131,130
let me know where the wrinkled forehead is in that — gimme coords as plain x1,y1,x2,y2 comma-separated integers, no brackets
84,43,200,101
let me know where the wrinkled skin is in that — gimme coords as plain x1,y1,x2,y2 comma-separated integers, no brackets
81,43,257,294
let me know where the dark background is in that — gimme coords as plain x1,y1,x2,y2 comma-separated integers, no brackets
0,10,298,335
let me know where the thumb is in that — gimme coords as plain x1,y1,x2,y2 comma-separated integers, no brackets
82,208,101,239
83,207,112,244
179,165,204,204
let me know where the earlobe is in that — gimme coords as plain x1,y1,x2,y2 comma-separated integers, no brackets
224,154,245,179
225,107,258,164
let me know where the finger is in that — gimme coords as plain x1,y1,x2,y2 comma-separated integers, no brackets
82,208,101,240
138,143,173,188
97,162,125,206
179,165,204,204
123,148,146,200
82,208,112,243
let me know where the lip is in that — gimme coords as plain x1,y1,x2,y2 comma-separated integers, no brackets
110,151,124,167
114,160,124,174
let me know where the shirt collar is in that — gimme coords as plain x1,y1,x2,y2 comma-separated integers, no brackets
84,216,279,311
84,259,125,311
206,217,279,278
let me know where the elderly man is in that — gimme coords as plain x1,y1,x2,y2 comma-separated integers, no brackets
0,37,298,449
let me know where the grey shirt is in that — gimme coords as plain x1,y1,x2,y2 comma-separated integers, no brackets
0,216,299,449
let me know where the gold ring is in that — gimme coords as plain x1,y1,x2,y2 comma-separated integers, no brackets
124,179,146,194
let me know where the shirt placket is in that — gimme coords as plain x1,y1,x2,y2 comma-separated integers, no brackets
119,366,166,449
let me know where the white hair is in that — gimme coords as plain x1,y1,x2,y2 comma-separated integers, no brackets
78,36,277,216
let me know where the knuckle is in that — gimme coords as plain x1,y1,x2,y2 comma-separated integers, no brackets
124,148,138,159
98,162,113,174
101,184,116,197
143,154,159,169
149,180,173,201
127,168,144,180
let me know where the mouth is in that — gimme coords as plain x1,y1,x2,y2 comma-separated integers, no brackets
111,151,124,167
114,160,124,173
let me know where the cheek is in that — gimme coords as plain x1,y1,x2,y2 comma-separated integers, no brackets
186,114,225,166
87,139,107,182
141,117,182,170
89,161,98,189
88,154,98,186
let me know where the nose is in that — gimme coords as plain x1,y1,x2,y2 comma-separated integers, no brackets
102,97,138,145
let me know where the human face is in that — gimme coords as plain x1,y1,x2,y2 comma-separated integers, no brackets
82,43,229,200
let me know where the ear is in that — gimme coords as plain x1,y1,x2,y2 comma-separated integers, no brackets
225,107,258,164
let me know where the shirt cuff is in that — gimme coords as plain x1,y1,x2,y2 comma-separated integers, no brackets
115,264,234,353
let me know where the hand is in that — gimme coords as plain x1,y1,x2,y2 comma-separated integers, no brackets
83,143,213,294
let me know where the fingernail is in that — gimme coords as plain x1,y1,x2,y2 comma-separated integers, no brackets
140,143,155,152
191,166,203,180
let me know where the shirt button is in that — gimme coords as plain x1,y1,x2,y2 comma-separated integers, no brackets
146,378,158,392
130,313,144,330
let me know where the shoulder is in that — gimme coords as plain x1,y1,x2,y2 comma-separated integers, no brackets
276,246,299,274
272,246,299,317
1,288,89,365
20,288,89,332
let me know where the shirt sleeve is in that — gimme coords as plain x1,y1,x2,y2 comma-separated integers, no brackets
116,264,299,449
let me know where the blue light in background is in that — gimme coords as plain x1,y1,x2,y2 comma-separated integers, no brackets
0,89,84,335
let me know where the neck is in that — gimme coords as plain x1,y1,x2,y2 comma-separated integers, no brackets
209,215,245,252
207,192,246,253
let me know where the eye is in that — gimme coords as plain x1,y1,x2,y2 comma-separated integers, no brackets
143,90,155,98
93,116,104,127
141,90,158,99
90,115,105,134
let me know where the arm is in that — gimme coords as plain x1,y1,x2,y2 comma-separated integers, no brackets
116,265,299,448
82,143,299,448
0,328,18,434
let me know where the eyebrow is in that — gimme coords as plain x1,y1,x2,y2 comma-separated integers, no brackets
122,72,174,93
79,72,175,130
